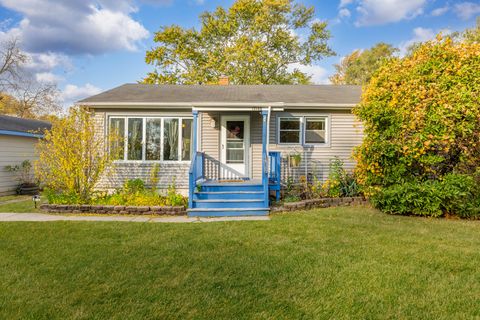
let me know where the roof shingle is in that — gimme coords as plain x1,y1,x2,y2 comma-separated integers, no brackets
0,115,51,134
78,84,361,105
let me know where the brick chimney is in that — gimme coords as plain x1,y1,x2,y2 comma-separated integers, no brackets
218,75,229,85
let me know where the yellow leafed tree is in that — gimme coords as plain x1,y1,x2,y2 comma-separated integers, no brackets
35,107,117,202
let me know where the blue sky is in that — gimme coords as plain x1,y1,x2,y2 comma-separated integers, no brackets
0,0,478,107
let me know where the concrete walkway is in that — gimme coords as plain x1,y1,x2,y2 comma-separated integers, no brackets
0,212,270,223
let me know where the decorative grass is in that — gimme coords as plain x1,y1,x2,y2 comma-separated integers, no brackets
1,207,479,319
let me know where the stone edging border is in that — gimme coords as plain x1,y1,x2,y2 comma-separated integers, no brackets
39,204,186,216
270,196,368,212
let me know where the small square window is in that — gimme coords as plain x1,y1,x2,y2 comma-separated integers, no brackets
278,117,301,144
305,117,326,144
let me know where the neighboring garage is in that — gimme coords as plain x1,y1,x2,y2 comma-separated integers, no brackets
0,115,51,196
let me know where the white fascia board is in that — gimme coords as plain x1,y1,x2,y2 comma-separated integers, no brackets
77,101,357,109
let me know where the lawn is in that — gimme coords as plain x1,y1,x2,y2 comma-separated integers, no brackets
0,198,42,213
1,207,479,319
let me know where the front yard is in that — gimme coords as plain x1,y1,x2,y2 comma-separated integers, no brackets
1,207,479,319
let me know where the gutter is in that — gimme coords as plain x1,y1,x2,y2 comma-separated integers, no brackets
0,130,44,138
77,101,357,109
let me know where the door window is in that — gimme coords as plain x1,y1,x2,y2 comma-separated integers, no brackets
226,120,245,164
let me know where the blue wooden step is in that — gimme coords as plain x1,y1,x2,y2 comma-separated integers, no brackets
193,199,265,209
187,208,270,217
193,191,264,200
200,183,263,192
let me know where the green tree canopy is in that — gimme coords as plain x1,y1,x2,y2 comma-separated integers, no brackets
329,43,397,85
462,16,480,44
143,0,334,85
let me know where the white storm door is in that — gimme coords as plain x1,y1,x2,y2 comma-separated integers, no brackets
220,115,250,178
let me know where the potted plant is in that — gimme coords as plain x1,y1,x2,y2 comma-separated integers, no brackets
288,151,302,167
5,160,39,195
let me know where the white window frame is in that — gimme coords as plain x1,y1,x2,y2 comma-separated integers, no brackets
107,115,193,163
303,116,329,146
277,117,302,145
276,114,331,147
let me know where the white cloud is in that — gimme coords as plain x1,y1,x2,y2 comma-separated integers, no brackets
431,6,449,16
35,72,63,83
339,0,353,8
355,0,427,26
0,0,149,55
454,2,480,20
25,52,72,72
339,8,351,18
398,27,434,55
288,63,330,84
62,83,102,107
398,27,453,56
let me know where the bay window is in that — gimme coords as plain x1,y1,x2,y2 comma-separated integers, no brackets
181,119,192,161
163,118,179,161
109,116,193,162
127,118,143,160
109,118,125,160
146,119,161,160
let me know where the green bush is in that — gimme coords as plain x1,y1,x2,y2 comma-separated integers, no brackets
323,158,361,198
353,36,480,218
124,179,145,193
371,173,480,218
45,177,188,207
44,188,82,204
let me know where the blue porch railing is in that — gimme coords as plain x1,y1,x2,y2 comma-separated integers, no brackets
188,151,205,208
268,151,281,201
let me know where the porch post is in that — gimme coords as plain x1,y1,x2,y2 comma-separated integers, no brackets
192,109,199,155
189,109,199,209
261,110,269,207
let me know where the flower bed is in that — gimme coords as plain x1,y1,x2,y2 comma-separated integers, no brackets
39,204,186,216
271,196,368,212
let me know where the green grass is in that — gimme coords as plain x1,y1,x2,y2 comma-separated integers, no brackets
1,207,479,319
0,195,24,202
0,199,42,213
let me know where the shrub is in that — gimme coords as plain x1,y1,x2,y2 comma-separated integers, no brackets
124,178,145,193
44,188,82,205
371,173,480,218
165,178,187,206
354,35,480,217
323,158,361,198
35,107,115,203
45,176,188,207
149,164,160,192
284,195,301,203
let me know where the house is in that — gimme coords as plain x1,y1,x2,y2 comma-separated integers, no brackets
79,83,362,216
0,115,51,196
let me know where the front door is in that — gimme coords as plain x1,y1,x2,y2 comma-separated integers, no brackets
220,115,250,179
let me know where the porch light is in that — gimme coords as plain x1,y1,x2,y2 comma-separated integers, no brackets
210,118,216,128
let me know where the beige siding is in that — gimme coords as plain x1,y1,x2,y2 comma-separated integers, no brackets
92,108,192,193
0,135,40,195
201,112,220,159
200,109,363,182
266,110,363,182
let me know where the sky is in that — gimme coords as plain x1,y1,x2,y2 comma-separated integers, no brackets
0,0,478,107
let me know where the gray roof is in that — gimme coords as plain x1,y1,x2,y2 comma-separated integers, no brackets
0,115,51,135
78,84,361,105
